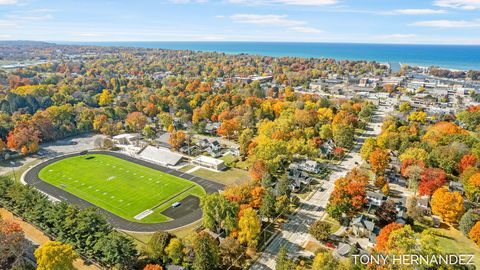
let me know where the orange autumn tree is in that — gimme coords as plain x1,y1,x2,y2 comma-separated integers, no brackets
368,148,390,175
249,160,267,182
469,221,480,246
423,122,467,145
459,154,478,173
168,130,186,150
400,159,426,177
143,264,163,270
326,168,368,219
431,187,464,224
375,223,404,252
217,118,241,139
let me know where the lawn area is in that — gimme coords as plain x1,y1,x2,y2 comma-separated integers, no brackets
178,164,195,172
432,226,480,266
38,154,206,223
324,215,341,234
191,167,250,185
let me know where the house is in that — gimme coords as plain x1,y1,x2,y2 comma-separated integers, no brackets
416,196,431,215
206,140,223,158
287,168,313,186
196,139,210,149
192,155,226,171
299,160,322,174
112,133,141,146
320,139,335,157
179,145,197,156
366,191,386,207
205,122,221,135
351,215,376,238
335,243,352,257
230,145,240,156
449,181,464,195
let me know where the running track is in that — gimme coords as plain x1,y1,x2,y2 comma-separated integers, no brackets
23,151,224,232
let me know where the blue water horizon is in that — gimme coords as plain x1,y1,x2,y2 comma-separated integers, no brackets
59,41,480,71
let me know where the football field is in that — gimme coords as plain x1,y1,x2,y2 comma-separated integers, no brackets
38,154,206,223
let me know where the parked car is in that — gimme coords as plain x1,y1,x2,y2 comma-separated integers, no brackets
172,202,181,208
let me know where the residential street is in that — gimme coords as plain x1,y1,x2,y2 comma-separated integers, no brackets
250,104,392,270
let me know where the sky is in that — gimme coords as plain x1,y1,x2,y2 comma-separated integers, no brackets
0,0,480,44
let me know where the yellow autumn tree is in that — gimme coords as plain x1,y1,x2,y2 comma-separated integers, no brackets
98,89,113,106
34,241,78,270
237,207,261,249
431,187,464,224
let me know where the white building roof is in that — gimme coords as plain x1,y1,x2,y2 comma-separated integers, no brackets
139,146,183,166
112,133,139,140
193,155,224,166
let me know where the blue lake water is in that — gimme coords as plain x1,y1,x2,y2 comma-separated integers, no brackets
61,41,480,71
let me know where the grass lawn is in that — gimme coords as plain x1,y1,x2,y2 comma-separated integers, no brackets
432,226,480,266
178,164,195,172
38,154,206,223
191,167,250,185
323,215,341,234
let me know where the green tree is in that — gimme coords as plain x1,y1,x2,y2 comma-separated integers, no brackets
200,193,239,235
147,231,174,263
34,241,78,270
93,232,137,269
320,124,333,140
312,249,341,270
238,128,254,157
193,232,220,270
333,124,355,148
459,209,480,236
260,187,277,221
309,220,331,242
275,246,295,270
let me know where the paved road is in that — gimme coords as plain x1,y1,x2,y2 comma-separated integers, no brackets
23,151,224,233
250,105,392,270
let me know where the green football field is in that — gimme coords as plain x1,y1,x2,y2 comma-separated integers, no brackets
38,154,206,223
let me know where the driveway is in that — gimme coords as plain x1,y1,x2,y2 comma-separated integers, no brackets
250,105,392,270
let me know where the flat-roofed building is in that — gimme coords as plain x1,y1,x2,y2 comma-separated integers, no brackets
139,146,183,166
192,155,226,171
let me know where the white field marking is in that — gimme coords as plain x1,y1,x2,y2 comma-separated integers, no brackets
103,192,107,195
107,176,115,181
95,189,100,192
48,169,53,172
134,209,153,220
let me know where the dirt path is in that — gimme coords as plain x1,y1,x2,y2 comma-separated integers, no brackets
0,208,102,270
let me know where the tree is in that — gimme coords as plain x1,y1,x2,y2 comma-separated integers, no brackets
375,223,404,252
165,238,184,265
98,89,113,106
374,176,386,189
399,147,428,162
360,137,377,160
193,232,220,270
431,187,464,224
249,160,267,182
459,154,478,173
319,124,333,140
327,169,368,219
275,246,295,270
333,124,354,149
200,193,238,235
239,128,254,157
147,231,174,263
459,209,480,236
34,241,78,270
408,111,427,123
260,187,277,221
386,225,417,254
168,130,186,150
238,207,261,249
311,249,341,270
375,200,398,227
0,218,26,269
219,237,244,268
125,112,147,132
368,148,390,175
309,220,331,242
93,232,138,269
469,221,480,247
466,173,480,200
418,168,446,196
144,264,163,270
217,118,241,139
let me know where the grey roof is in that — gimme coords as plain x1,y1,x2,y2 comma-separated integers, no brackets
367,191,385,200
352,215,375,232
139,146,183,166
336,243,351,256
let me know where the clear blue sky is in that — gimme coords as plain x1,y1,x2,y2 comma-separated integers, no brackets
1,0,480,44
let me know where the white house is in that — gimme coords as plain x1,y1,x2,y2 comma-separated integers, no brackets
192,155,226,171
